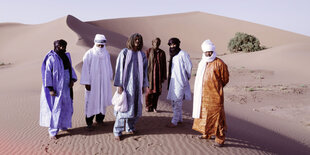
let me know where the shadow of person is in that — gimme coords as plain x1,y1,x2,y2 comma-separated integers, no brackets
155,80,310,153
58,79,309,154
57,121,115,139
57,116,197,140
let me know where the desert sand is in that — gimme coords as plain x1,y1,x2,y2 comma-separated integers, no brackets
0,12,309,154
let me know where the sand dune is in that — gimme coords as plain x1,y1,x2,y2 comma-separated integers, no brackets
0,12,310,154
222,42,310,84
88,12,310,56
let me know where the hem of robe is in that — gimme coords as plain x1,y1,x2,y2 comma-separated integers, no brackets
192,105,227,138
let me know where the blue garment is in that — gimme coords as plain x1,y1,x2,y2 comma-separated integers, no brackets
40,50,77,131
171,100,183,125
113,49,148,136
48,70,72,136
113,111,139,136
114,49,148,118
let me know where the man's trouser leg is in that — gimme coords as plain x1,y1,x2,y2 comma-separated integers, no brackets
113,114,125,136
171,100,183,125
86,115,95,127
48,128,59,137
95,113,105,123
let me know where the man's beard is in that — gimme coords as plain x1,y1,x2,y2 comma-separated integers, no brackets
169,47,181,57
54,48,66,54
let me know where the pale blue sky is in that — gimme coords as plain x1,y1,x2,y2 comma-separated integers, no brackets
1,0,309,36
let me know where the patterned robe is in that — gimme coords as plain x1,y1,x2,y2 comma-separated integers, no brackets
192,58,229,144
145,48,167,94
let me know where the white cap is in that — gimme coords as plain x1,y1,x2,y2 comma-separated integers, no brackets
201,39,215,52
94,34,106,44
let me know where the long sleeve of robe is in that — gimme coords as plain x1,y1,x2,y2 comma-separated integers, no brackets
114,48,148,118
167,50,192,101
40,50,77,128
80,49,113,117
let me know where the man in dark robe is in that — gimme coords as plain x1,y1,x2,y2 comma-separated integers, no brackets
145,38,167,112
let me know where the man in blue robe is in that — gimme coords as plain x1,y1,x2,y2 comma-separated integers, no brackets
113,33,148,141
40,39,77,140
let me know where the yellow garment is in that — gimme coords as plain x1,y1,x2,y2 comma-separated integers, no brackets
192,58,229,144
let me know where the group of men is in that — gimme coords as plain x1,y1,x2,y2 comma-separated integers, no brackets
40,33,229,147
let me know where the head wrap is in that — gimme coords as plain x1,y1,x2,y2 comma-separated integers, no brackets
94,34,107,45
92,34,108,56
201,39,215,52
53,39,67,54
201,39,217,61
168,38,180,46
168,38,181,56
167,37,181,89
54,39,67,47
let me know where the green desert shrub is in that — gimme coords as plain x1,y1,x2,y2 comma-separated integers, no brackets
228,32,266,53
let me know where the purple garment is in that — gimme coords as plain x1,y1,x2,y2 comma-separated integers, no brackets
40,50,77,128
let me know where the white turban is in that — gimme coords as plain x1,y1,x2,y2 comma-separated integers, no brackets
201,39,215,52
94,34,106,45
193,39,217,119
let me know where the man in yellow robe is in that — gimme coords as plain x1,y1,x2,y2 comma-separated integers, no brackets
192,39,229,147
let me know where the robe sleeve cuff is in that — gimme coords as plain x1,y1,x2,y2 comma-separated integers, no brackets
46,86,54,91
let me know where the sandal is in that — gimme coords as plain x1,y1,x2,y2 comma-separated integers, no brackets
166,123,177,128
213,143,224,147
114,136,121,141
49,136,57,140
198,135,207,139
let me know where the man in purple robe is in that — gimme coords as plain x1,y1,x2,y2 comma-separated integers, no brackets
40,39,77,140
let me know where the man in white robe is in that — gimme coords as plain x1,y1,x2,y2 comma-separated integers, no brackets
80,34,113,129
166,38,192,128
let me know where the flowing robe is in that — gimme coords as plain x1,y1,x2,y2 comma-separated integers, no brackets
167,50,192,101
40,50,77,128
114,49,148,118
80,48,113,117
192,58,229,142
146,48,167,94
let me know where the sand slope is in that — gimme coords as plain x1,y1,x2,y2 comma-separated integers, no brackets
0,12,310,154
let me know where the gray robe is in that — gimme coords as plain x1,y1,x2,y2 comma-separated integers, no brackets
114,48,148,118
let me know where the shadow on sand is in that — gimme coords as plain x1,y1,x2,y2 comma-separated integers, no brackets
58,79,310,154
57,113,310,154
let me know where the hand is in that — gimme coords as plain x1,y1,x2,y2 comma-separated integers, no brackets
69,81,74,88
85,85,91,91
146,87,150,94
49,90,57,96
117,87,123,94
142,87,146,94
